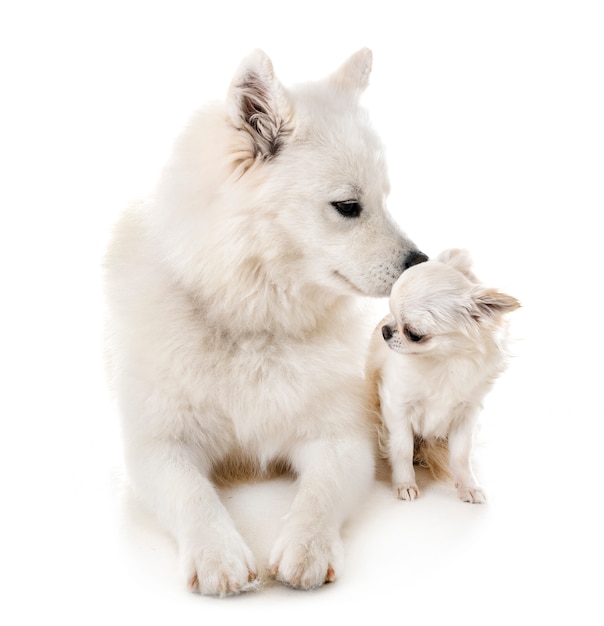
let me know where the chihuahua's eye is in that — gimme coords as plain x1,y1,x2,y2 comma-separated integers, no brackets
331,200,362,218
404,327,424,343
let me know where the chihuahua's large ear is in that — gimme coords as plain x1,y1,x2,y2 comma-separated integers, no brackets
328,48,372,97
471,286,521,320
228,49,293,160
437,248,479,282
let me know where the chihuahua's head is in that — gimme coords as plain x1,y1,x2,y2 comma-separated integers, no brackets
381,249,520,357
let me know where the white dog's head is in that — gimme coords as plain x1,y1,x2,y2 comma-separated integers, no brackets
381,249,520,356
152,49,426,304
222,48,428,298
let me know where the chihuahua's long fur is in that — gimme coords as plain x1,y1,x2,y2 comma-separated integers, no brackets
367,249,520,503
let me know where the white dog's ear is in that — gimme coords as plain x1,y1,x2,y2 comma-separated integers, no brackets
471,287,521,320
228,49,293,160
328,48,373,96
437,248,479,282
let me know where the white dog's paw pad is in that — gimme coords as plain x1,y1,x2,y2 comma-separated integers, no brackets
396,483,419,500
269,546,335,589
269,530,342,590
187,566,259,597
181,536,259,597
457,486,487,504
270,561,336,590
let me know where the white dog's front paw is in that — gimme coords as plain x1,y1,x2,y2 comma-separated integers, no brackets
457,485,487,504
180,531,259,597
395,483,419,500
269,525,342,590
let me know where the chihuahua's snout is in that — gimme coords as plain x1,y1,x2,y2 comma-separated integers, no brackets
382,324,393,341
404,250,429,271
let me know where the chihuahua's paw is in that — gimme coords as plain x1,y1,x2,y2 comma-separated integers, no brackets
269,524,342,590
395,483,419,500
457,485,487,504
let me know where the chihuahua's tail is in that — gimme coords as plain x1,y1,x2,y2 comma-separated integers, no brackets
413,437,452,482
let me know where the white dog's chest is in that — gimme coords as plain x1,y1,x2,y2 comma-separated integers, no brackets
189,329,366,448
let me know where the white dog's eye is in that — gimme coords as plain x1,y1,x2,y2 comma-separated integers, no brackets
404,327,424,343
331,200,362,218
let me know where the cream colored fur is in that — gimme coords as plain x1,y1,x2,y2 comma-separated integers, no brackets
104,49,425,596
367,249,520,503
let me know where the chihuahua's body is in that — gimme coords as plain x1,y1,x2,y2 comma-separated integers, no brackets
367,249,520,503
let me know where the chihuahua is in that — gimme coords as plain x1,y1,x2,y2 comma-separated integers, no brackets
367,249,520,503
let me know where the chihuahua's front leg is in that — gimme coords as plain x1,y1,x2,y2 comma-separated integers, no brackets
448,408,486,503
383,405,418,500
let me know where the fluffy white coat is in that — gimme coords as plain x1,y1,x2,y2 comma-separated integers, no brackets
104,49,425,596
367,249,520,503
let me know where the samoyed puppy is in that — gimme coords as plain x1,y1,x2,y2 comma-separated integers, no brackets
104,48,426,596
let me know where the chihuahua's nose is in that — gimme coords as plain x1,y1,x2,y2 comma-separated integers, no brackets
404,250,429,270
381,325,393,341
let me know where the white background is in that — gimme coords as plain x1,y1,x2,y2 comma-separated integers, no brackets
1,1,603,624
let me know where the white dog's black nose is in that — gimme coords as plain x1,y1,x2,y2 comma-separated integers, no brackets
404,250,429,270
382,325,394,341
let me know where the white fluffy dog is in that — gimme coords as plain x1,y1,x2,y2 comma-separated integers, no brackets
367,249,519,503
104,48,426,596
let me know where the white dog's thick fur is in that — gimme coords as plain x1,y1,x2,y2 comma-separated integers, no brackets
368,249,520,503
104,49,426,596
